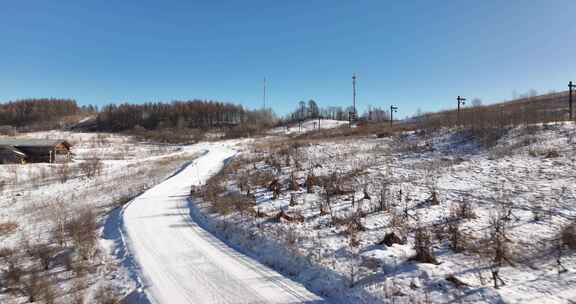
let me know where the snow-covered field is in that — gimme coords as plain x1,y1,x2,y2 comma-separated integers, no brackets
2,122,575,304
192,122,576,303
0,131,203,303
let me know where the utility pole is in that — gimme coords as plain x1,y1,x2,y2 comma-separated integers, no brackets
457,96,466,124
569,81,575,120
390,105,398,127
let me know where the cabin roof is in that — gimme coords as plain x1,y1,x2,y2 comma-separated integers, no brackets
0,138,70,148
0,145,26,157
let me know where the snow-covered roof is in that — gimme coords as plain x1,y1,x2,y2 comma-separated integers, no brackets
0,145,26,157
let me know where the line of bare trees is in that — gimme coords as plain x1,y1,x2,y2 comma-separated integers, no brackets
96,100,247,132
0,99,90,130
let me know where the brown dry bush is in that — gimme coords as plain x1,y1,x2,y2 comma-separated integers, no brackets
2,251,24,289
70,277,88,304
236,170,251,195
449,200,476,220
0,221,18,237
334,214,367,235
93,284,122,304
80,157,103,178
210,193,255,216
56,162,71,183
561,222,576,249
288,172,299,191
66,208,98,261
248,170,276,189
447,221,465,253
411,226,438,264
27,243,56,271
20,270,54,303
378,231,405,247
305,173,316,193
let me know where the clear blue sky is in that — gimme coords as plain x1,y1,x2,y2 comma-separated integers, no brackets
1,1,575,117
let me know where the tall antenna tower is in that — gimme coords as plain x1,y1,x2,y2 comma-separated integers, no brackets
263,77,267,110
352,73,357,114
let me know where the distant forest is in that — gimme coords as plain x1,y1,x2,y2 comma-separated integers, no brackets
284,99,391,123
96,101,247,132
0,99,94,130
0,98,275,140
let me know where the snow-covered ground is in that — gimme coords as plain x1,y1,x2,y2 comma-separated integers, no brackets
0,131,204,303
269,119,349,135
2,123,576,303
122,141,325,303
193,122,576,303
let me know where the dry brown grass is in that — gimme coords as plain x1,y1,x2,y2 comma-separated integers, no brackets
0,221,18,237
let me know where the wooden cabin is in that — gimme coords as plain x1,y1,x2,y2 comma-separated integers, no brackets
0,139,72,164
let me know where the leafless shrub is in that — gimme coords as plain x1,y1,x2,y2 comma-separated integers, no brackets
305,172,316,193
56,162,71,183
8,165,18,185
334,213,367,236
46,200,69,247
236,170,251,196
80,157,103,178
66,208,98,261
447,221,465,253
378,231,405,246
449,200,476,220
210,193,255,216
270,179,282,200
319,171,354,197
388,208,406,231
272,209,304,224
2,253,24,288
532,204,543,222
27,243,55,271
529,146,561,158
39,277,57,304
93,284,122,304
287,172,299,191
202,172,226,202
248,170,276,189
289,193,297,207
561,222,576,249
70,277,88,304
362,184,371,201
424,191,440,206
483,212,514,289
20,270,50,303
319,186,333,217
411,226,438,264
0,221,18,237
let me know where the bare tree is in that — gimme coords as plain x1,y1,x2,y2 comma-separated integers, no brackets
80,157,103,179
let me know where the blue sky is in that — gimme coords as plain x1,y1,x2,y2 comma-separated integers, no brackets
1,1,575,117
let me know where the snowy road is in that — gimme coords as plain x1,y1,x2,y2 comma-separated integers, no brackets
123,142,325,304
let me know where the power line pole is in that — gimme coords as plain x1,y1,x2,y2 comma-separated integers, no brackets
457,96,466,124
390,105,398,127
569,81,575,120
